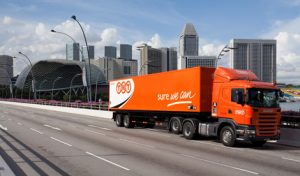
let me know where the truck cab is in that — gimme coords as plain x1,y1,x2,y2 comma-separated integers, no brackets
212,67,281,146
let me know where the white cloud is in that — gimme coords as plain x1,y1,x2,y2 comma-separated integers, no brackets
263,16,300,84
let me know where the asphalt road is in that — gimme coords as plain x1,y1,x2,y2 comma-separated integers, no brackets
0,104,299,176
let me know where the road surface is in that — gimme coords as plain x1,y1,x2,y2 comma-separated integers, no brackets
0,103,299,176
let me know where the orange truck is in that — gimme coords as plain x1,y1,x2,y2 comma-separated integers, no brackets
109,67,281,146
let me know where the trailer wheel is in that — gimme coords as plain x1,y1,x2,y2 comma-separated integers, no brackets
170,117,182,134
220,126,236,147
115,114,124,127
123,115,134,128
182,121,195,140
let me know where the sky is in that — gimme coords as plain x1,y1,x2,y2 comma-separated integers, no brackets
0,0,300,84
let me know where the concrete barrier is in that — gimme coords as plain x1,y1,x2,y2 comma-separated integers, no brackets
278,128,300,147
0,101,113,119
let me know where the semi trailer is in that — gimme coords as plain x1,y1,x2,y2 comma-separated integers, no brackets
109,67,281,146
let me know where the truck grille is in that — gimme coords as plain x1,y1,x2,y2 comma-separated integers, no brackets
256,113,278,136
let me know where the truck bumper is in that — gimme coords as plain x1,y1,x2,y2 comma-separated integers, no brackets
235,125,280,142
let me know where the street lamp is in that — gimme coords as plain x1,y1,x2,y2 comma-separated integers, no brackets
69,73,82,102
51,77,62,100
38,79,47,99
51,29,90,101
71,15,92,102
216,45,238,66
18,52,37,99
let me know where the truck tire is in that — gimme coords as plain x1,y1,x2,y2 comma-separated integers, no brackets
220,126,236,147
182,121,196,140
115,114,124,127
123,115,134,128
170,117,182,134
251,141,266,147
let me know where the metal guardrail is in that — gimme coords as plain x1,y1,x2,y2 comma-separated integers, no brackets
0,98,109,110
1,98,299,129
281,111,300,129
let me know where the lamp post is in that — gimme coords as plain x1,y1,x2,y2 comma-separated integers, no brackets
50,29,84,58
18,52,37,99
139,60,153,75
51,29,90,102
71,15,92,103
51,77,62,100
38,79,47,99
69,73,82,102
216,45,238,66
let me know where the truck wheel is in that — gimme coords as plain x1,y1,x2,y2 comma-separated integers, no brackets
170,117,182,134
115,114,124,127
183,121,195,140
251,141,266,147
123,115,134,128
220,126,236,147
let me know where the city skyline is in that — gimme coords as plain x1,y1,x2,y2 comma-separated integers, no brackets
0,0,300,84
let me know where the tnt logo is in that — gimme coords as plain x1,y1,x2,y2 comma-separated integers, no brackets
116,81,131,94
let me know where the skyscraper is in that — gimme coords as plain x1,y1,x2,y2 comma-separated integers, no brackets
137,44,162,75
0,55,13,86
161,47,177,71
229,39,276,82
179,23,199,56
105,46,117,58
66,43,80,61
185,56,217,68
82,45,95,61
120,44,132,60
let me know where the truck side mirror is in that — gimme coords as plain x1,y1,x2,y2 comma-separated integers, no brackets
279,90,284,97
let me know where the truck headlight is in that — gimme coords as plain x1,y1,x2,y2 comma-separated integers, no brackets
245,129,256,135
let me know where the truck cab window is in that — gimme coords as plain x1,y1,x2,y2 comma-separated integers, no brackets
231,88,244,104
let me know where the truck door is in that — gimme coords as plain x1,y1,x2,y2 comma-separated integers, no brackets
229,88,246,124
218,87,245,124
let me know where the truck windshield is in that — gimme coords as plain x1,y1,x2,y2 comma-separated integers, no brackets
247,88,279,108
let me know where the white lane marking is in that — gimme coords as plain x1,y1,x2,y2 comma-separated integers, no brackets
141,129,170,137
88,125,112,131
44,124,62,131
50,137,72,147
146,129,161,132
17,122,22,126
30,128,43,134
119,138,155,149
8,119,12,121
180,154,259,175
85,129,106,136
282,157,300,163
4,112,9,114
86,151,130,171
0,124,8,131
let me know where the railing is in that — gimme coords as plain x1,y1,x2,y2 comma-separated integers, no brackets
0,98,109,110
281,111,300,129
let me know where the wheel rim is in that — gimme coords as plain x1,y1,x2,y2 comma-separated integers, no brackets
222,130,232,144
116,116,121,125
124,116,129,126
172,120,179,131
184,124,191,136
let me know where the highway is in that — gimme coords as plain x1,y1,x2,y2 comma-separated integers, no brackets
0,104,299,176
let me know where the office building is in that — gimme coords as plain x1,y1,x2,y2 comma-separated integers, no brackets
120,44,132,60
105,46,117,58
66,43,80,61
229,39,276,82
185,56,217,68
137,44,162,75
0,55,13,85
92,57,138,82
82,45,95,61
178,23,202,69
161,47,177,71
